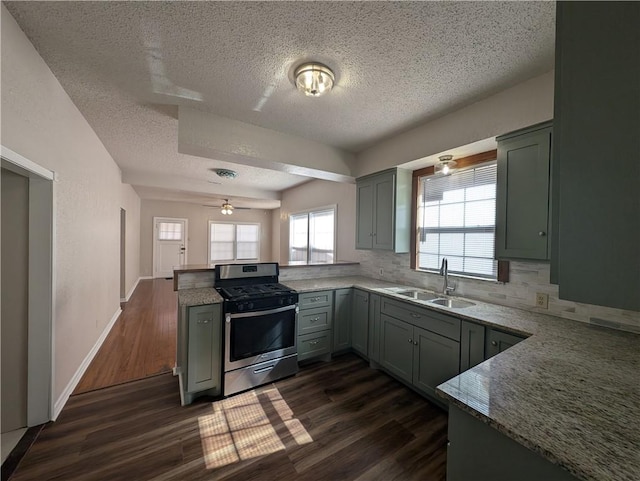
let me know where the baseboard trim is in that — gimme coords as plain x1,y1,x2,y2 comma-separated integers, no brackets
52,307,122,420
120,276,145,303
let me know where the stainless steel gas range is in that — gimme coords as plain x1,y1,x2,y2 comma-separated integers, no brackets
215,262,299,396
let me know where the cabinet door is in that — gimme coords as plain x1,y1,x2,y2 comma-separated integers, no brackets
413,327,460,397
496,125,551,260
368,294,381,363
485,329,525,359
460,320,485,372
356,180,374,249
333,288,352,352
554,2,640,311
351,290,369,358
372,172,396,250
187,305,221,393
380,314,413,383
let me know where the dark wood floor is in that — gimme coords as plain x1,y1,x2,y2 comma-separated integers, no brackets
74,279,177,394
11,355,448,481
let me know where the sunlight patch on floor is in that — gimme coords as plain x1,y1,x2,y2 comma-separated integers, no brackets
198,387,312,469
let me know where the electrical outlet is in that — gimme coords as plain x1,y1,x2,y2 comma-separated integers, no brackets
536,292,549,309
379,268,384,277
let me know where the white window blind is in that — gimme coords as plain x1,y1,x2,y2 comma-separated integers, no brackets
417,164,498,279
209,222,260,262
158,222,183,241
289,208,335,263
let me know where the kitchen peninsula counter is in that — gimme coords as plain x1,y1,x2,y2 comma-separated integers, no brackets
177,275,639,481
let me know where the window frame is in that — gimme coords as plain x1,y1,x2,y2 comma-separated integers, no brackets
208,221,261,263
288,205,337,264
410,150,509,282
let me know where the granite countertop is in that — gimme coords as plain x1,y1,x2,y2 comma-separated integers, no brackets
177,275,640,481
178,288,223,306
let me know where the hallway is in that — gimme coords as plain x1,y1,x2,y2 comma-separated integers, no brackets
73,279,177,394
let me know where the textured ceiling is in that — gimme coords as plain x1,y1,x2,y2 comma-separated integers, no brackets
4,1,555,208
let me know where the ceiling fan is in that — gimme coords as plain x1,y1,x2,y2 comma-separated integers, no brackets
202,199,251,215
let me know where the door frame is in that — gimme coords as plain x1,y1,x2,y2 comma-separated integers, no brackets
1,145,54,426
152,216,188,278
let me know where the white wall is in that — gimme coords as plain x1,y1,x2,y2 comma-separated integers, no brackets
279,179,357,263
1,5,141,404
355,71,555,176
139,199,274,276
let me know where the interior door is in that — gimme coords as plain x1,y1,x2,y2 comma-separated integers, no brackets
153,217,187,278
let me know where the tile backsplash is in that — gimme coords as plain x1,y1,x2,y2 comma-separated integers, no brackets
356,250,640,334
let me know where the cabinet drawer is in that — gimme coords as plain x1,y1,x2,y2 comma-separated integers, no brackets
381,297,461,341
298,307,332,335
299,290,333,310
298,331,331,361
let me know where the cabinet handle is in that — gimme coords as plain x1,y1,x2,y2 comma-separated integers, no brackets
408,338,413,343
372,233,377,237
413,341,418,346
197,319,211,324
491,340,498,346
308,340,319,345
410,313,421,319
311,317,320,322
538,231,546,237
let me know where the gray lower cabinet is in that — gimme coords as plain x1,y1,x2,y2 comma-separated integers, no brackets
380,298,461,400
413,326,460,398
460,320,485,371
333,288,352,353
380,314,414,383
447,405,578,481
351,289,369,358
178,303,222,405
297,290,333,361
368,294,381,363
485,328,525,359
495,121,552,261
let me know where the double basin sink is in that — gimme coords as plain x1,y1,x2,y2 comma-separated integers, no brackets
386,287,476,309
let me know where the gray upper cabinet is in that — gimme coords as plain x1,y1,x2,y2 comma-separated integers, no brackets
351,289,369,358
553,2,639,311
495,121,552,260
355,168,412,253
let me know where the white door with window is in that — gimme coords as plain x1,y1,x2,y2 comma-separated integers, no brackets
153,217,188,278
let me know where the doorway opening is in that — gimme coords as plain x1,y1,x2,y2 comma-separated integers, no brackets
1,146,54,464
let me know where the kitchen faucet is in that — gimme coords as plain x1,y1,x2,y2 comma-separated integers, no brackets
439,258,456,295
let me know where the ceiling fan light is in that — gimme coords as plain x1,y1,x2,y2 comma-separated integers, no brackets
294,63,335,97
221,200,234,215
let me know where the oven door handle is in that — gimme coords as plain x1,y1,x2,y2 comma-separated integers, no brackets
227,303,298,320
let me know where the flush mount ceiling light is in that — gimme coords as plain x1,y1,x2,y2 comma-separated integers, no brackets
214,168,238,180
435,155,457,176
294,62,335,97
221,199,234,215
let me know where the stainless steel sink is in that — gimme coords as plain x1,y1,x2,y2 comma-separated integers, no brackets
429,298,476,309
394,289,440,301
